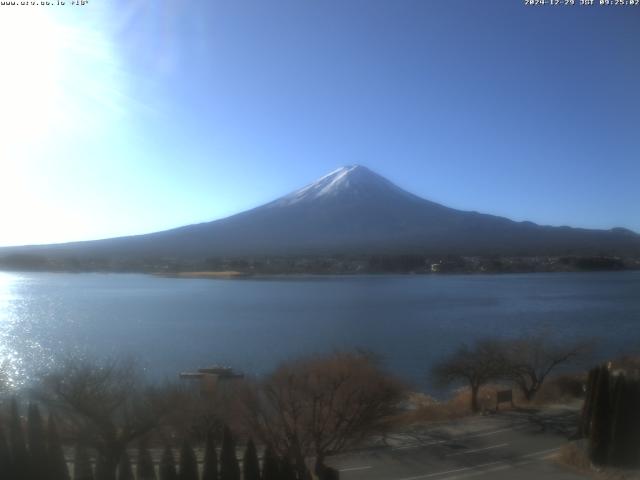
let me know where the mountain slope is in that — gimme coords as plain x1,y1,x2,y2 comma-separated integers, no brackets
3,165,640,260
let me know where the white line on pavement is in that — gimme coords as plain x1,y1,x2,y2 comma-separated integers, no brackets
462,426,526,439
392,440,445,451
434,453,559,480
390,425,527,451
444,443,509,457
520,446,561,458
396,461,505,480
338,466,373,472
391,447,561,480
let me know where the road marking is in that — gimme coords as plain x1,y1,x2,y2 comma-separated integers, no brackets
444,443,508,457
390,447,561,480
390,425,527,451
338,465,372,472
395,461,504,480
462,425,526,439
520,446,561,458
392,440,445,451
435,453,559,480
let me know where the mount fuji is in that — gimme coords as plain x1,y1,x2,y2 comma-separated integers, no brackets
2,165,639,262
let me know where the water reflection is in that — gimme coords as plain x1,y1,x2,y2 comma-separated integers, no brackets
0,271,638,392
0,272,50,388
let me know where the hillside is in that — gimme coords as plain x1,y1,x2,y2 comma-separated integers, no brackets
1,166,639,270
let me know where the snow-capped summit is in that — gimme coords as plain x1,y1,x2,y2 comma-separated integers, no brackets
272,165,414,207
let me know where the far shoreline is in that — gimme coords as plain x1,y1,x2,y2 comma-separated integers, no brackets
1,254,639,279
151,268,640,281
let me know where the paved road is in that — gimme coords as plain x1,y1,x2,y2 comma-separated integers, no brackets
328,406,588,480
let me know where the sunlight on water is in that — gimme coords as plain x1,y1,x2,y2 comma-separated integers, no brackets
0,271,43,388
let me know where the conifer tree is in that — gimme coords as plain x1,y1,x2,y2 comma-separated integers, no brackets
608,374,626,466
630,381,640,467
137,442,157,480
202,432,218,480
47,414,71,480
588,365,612,465
0,423,13,480
608,376,640,467
73,444,95,480
95,453,110,480
118,451,135,480
28,403,48,480
242,439,260,480
159,446,178,480
9,399,30,480
279,456,296,480
220,426,240,480
179,439,199,480
260,446,279,480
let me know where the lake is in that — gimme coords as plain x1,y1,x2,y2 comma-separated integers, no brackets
0,271,639,392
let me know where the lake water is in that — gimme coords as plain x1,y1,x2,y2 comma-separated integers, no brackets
0,271,639,392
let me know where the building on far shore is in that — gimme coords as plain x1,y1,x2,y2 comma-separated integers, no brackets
179,365,244,395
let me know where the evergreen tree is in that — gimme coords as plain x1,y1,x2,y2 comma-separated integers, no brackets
73,444,95,480
118,451,135,480
47,414,71,480
220,426,240,480
9,398,30,480
159,446,178,480
179,439,199,480
242,439,260,480
608,374,626,466
260,446,279,480
0,423,13,480
27,404,48,480
202,431,218,480
279,456,296,480
95,453,110,480
588,365,612,465
137,442,157,480
608,376,640,467
630,381,640,467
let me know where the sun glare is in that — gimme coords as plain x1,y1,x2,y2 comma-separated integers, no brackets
0,9,65,151
0,5,130,246
0,5,125,160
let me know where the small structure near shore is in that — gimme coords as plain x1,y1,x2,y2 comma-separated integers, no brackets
179,365,244,395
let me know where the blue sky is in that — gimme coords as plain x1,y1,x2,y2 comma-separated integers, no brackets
1,0,639,246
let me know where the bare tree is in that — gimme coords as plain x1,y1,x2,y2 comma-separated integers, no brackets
36,358,177,480
242,351,404,477
499,333,592,401
432,340,505,413
162,373,249,445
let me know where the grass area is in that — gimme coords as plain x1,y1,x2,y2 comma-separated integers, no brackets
399,374,587,426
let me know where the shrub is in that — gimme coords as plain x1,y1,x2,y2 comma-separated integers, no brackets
179,440,199,480
48,415,71,480
220,426,240,480
159,446,178,480
242,439,260,480
202,432,218,480
73,444,95,480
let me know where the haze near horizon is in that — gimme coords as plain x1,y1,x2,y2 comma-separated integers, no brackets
1,0,639,247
